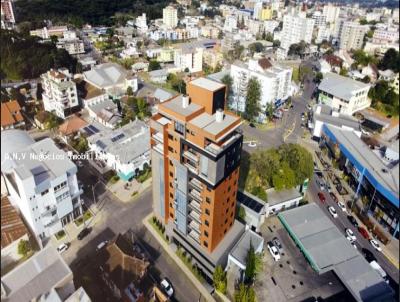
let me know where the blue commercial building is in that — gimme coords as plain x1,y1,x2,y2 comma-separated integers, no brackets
321,125,399,239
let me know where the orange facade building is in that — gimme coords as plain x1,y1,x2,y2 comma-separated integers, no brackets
150,77,245,280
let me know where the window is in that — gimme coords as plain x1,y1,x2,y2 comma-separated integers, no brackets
51,210,57,216
225,208,228,213
170,193,173,198
175,122,185,135
205,220,209,226
169,172,173,177
225,218,228,224
224,229,227,234
168,146,174,153
205,209,210,216
206,197,211,204
54,181,67,192
41,189,49,196
56,191,69,203
169,160,173,166
168,134,173,140
170,182,173,188
227,186,231,192
204,231,209,237
169,202,172,207
206,187,211,192
203,241,208,247
170,213,174,218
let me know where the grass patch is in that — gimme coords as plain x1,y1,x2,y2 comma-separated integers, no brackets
74,211,92,227
136,167,151,183
108,175,120,185
176,248,204,283
292,66,300,84
148,216,167,243
55,230,66,240
131,191,138,197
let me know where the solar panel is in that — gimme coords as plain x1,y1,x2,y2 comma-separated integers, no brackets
88,125,100,133
84,127,94,136
96,140,107,150
110,133,125,143
237,191,264,213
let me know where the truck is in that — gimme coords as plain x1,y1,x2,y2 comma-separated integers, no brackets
369,261,389,284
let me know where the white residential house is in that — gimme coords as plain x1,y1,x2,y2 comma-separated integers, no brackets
87,120,150,181
318,72,371,115
230,58,292,116
1,130,83,242
56,31,85,55
86,99,122,129
83,63,138,99
174,45,203,73
41,68,80,119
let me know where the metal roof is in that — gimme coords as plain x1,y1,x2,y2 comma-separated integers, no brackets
318,73,370,101
160,95,202,118
266,187,302,206
230,230,264,267
189,77,225,92
278,203,394,302
84,63,128,88
189,112,239,136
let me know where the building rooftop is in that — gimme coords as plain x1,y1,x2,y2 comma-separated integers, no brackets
266,187,302,206
313,104,360,131
1,196,29,249
324,125,399,205
58,115,88,136
84,63,128,88
229,230,264,267
1,132,76,188
76,79,105,100
189,77,225,92
1,101,24,128
189,111,240,137
318,73,370,101
278,203,394,302
1,246,73,302
159,95,202,120
237,190,266,213
88,120,150,165
154,88,174,103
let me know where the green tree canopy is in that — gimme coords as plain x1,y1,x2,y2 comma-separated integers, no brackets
368,80,399,116
213,265,227,293
234,283,256,302
18,239,31,257
378,48,400,73
148,60,161,71
244,78,261,122
248,42,265,54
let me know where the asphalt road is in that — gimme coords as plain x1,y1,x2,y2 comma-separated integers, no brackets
308,175,399,289
57,159,201,302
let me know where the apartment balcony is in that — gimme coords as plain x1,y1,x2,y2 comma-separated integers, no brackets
152,131,164,144
189,220,201,233
205,142,222,156
153,143,164,155
183,150,199,163
188,229,200,243
184,162,198,174
188,199,201,213
189,178,203,191
189,189,202,203
43,216,59,228
189,210,201,223
41,205,57,217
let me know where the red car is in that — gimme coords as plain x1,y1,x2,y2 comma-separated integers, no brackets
318,192,326,203
358,227,370,240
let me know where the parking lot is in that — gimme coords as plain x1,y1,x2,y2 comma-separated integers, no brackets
255,216,347,302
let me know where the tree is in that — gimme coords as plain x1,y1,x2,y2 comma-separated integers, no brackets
339,67,348,76
244,78,261,122
265,103,274,122
272,40,280,48
352,49,376,67
361,75,371,83
213,265,227,293
137,98,150,119
221,74,233,102
244,243,262,283
265,32,273,42
148,60,161,71
251,186,267,200
18,239,31,257
136,41,143,49
315,72,323,84
237,206,246,222
299,65,312,83
126,86,134,96
288,41,307,56
368,80,399,116
378,48,400,73
71,136,89,153
234,283,256,302
248,42,265,54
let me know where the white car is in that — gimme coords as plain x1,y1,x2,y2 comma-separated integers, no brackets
328,206,338,218
370,239,382,252
345,229,357,242
161,279,174,297
338,201,347,212
57,243,69,253
267,242,281,261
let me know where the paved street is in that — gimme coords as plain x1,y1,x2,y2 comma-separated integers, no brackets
308,175,400,289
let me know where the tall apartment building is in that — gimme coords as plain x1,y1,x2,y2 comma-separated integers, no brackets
150,77,245,280
230,58,292,114
1,0,15,29
136,13,148,33
174,45,204,73
279,12,315,57
41,68,79,119
339,22,368,51
323,3,340,23
55,30,85,55
1,130,83,242
312,11,327,27
163,5,178,28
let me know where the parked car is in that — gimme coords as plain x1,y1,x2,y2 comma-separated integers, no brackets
272,237,284,254
307,104,312,110
370,239,382,252
347,215,359,227
267,241,281,261
315,171,323,179
361,248,376,263
249,122,256,128
338,201,347,212
96,240,109,251
358,227,370,240
57,243,69,253
77,227,91,240
161,278,174,297
328,206,338,218
329,192,338,203
326,183,332,193
345,228,357,242
316,179,325,191
318,192,326,203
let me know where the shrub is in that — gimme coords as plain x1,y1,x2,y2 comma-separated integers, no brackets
152,216,156,223
18,239,31,257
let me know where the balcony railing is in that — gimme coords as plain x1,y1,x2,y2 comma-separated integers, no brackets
153,143,164,155
184,162,198,174
189,178,203,191
189,199,201,212
189,189,202,202
189,230,200,242
41,205,57,217
183,150,199,163
189,220,201,233
189,210,201,223
152,132,164,144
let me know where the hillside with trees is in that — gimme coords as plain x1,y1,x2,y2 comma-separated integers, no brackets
15,0,170,27
1,30,78,81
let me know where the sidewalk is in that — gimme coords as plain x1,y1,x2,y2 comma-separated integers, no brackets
142,214,216,302
107,177,152,203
